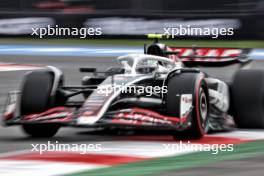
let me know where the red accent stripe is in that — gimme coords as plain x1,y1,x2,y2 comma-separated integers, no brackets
113,108,188,125
132,108,186,122
24,107,72,121
0,152,148,166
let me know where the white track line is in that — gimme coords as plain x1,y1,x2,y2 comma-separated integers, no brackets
0,66,41,72
212,130,264,140
87,141,195,158
0,160,106,176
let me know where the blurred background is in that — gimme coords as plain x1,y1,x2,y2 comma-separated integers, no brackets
0,0,263,39
0,2,264,176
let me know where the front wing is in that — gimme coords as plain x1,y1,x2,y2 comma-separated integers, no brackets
2,92,193,131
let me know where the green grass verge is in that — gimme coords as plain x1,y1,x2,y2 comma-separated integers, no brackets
0,38,264,48
66,140,264,176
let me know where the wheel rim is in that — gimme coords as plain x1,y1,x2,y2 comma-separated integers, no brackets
199,89,208,129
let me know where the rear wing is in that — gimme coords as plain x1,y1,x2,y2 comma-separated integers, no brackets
146,34,252,66
166,47,251,63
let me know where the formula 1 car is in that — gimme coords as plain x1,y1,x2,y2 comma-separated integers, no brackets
2,35,264,139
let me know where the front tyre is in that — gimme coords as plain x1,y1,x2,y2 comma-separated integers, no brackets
22,124,60,138
166,72,209,140
20,70,62,138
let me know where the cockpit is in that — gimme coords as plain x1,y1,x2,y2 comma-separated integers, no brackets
118,54,180,75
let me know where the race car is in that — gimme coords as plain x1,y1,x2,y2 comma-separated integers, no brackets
2,36,264,139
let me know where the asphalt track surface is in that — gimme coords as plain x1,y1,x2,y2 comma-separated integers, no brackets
0,55,264,175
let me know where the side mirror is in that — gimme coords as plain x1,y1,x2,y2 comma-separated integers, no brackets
79,68,97,73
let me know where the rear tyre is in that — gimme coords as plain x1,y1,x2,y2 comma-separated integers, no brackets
20,71,61,138
166,73,209,140
232,69,264,128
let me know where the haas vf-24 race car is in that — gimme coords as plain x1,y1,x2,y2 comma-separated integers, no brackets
3,39,264,139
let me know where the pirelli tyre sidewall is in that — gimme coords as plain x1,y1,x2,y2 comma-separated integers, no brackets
231,69,264,128
166,72,209,139
20,70,62,138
